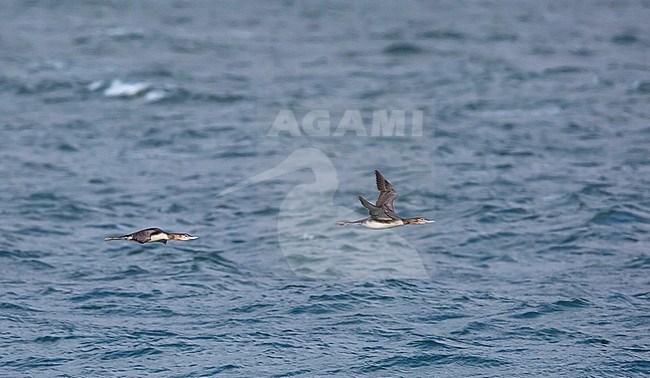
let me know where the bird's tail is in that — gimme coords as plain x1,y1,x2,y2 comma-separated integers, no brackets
104,236,129,241
338,219,364,226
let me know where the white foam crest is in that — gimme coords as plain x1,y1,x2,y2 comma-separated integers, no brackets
103,80,151,97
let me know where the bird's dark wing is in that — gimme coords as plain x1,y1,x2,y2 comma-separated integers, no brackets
131,228,164,243
374,170,399,218
358,196,394,220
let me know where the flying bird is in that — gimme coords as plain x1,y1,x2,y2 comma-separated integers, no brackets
104,228,198,244
338,170,434,229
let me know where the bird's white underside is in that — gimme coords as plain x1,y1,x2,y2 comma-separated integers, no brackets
149,233,169,242
360,219,404,229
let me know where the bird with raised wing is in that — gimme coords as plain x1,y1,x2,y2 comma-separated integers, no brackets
338,170,434,229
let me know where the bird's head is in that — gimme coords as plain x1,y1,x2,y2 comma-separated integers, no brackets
406,217,435,225
175,233,198,241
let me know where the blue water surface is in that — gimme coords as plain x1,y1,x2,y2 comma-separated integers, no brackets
0,1,648,376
